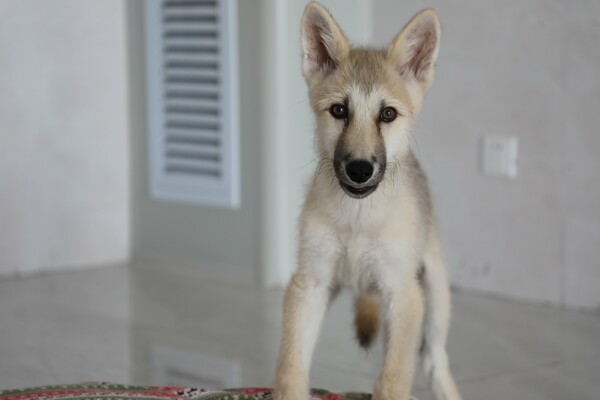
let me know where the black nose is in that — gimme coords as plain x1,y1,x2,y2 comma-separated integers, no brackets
345,160,374,183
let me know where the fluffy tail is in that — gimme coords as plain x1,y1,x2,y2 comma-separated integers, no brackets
354,295,380,349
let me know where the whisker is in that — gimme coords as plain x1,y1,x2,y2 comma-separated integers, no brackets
297,156,320,172
408,128,421,158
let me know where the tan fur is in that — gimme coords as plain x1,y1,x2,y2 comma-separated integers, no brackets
354,295,380,349
274,3,462,400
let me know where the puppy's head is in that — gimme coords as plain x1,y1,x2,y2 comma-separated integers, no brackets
301,2,441,199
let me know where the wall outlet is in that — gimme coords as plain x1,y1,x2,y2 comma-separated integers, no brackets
481,135,518,178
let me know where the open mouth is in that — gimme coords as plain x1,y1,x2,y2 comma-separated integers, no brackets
340,182,378,199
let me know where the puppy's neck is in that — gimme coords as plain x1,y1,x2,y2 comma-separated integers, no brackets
307,155,408,233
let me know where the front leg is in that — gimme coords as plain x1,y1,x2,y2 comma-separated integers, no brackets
373,277,424,400
274,271,331,400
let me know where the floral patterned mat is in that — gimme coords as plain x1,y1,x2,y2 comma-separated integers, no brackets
0,383,381,400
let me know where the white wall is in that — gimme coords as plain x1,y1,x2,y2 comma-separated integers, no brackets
0,1,129,275
371,0,600,309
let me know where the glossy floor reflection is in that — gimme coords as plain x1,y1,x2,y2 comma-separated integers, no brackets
0,266,130,387
1,265,599,400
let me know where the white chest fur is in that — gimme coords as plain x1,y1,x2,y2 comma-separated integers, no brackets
334,232,384,292
302,172,424,293
325,200,402,292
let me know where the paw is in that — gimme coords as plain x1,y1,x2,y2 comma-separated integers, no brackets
372,375,411,400
421,350,435,381
274,371,309,400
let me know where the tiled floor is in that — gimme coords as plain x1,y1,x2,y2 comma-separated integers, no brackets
0,267,130,388
1,265,599,399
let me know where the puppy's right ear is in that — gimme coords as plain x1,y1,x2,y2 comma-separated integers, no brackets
300,2,349,80
387,9,441,90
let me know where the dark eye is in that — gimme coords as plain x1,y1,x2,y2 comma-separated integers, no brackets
329,104,347,120
379,107,397,123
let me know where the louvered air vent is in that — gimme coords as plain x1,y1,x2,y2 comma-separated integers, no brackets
145,0,239,207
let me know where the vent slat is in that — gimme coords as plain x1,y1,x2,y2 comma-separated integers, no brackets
166,69,219,79
164,0,218,8
165,59,219,71
164,29,218,40
162,22,217,33
165,44,218,55
167,151,220,163
164,37,218,48
166,142,220,153
165,104,219,116
165,71,219,85
163,12,218,25
165,90,219,101
165,82,220,97
166,118,219,132
165,53,220,64
166,113,220,125
166,142,221,162
165,166,220,177
165,76,219,85
166,81,219,92
165,98,219,110
164,53,221,68
166,122,219,131
165,158,220,177
166,129,220,145
163,9,218,19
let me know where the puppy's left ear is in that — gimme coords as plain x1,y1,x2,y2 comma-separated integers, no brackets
300,2,349,80
387,9,441,90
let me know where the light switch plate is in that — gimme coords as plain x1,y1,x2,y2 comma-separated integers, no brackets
482,135,518,178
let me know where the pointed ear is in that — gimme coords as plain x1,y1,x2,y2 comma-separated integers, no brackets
387,9,441,87
300,2,350,79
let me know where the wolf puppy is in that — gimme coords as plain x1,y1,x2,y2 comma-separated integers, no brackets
274,3,461,400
